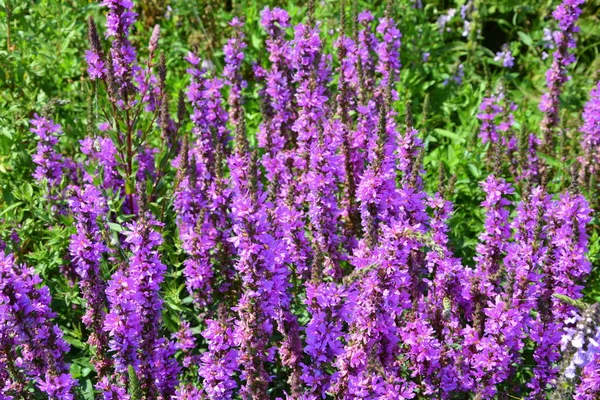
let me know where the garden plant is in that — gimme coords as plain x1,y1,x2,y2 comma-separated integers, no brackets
1,0,600,398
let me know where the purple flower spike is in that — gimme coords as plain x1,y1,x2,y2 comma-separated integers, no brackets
30,114,69,188
103,214,179,397
199,319,239,399
67,184,111,376
0,252,76,399
539,0,584,145
580,81,600,190
101,0,139,103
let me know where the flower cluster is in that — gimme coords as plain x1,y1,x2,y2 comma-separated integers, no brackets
0,252,76,399
8,0,599,398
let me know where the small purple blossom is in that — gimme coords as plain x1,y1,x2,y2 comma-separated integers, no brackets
494,44,514,68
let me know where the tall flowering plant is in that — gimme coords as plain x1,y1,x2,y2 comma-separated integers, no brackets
4,0,599,398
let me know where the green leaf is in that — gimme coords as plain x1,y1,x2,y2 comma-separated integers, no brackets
22,182,33,199
107,222,124,232
63,335,85,350
467,163,481,179
517,31,533,47
0,201,23,217
537,153,563,169
434,128,465,143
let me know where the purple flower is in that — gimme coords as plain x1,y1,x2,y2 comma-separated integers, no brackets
477,88,517,151
175,50,235,310
0,252,75,398
540,0,584,143
100,0,139,103
80,136,123,193
175,320,197,368
30,114,70,188
173,385,202,400
306,121,344,279
374,17,402,92
494,44,514,68
443,63,465,86
86,50,108,79
561,305,600,385
67,184,111,376
437,9,457,33
302,282,349,398
199,319,239,399
332,220,418,397
103,214,179,397
473,175,514,288
575,351,600,399
224,18,248,126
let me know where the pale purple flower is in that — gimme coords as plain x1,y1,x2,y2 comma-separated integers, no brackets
494,44,514,68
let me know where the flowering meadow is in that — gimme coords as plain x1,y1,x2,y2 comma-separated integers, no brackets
1,0,600,398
